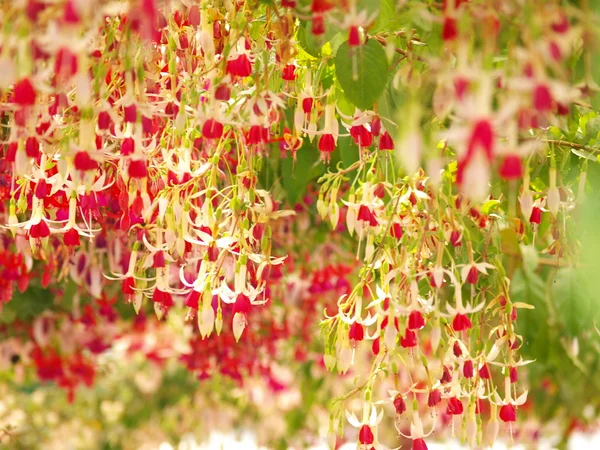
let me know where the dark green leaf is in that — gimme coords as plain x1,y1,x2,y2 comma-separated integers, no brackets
335,39,389,110
281,143,324,205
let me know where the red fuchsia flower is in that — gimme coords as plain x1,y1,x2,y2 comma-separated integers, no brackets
121,137,135,155
226,53,253,78
493,376,528,424
454,77,470,99
282,64,297,81
551,13,569,33
358,425,375,445
74,151,99,171
348,321,364,345
453,340,463,357
63,0,80,23
248,125,268,145
318,133,335,155
413,439,428,450
34,179,48,199
452,313,472,331
153,287,174,309
463,360,474,378
446,397,464,415
346,405,384,448
25,137,40,158
348,25,361,47
400,328,417,348
390,222,403,239
128,159,148,178
394,395,407,415
357,205,378,227
371,336,380,355
351,124,373,147
408,310,425,330
30,220,51,239
372,183,385,199
467,119,494,161
499,154,523,179
456,119,495,196
440,365,452,384
533,84,553,112
450,229,462,247
123,104,138,123
311,0,333,13
479,363,491,379
530,205,542,224
510,366,518,383
499,404,516,422
302,97,314,114
215,83,231,101
13,78,37,106
442,16,458,41
63,228,80,247
54,48,79,83
466,265,478,284
202,118,224,139
184,289,201,310
26,0,46,21
97,111,112,130
311,15,326,35
379,131,394,150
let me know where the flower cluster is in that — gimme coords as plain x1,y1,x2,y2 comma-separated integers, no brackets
0,0,598,449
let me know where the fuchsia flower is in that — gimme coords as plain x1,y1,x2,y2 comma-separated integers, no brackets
0,1,586,445
13,78,37,106
63,228,80,247
442,16,458,41
282,64,297,81
348,26,361,47
346,405,398,450
408,310,426,330
533,84,553,112
446,397,464,415
379,131,395,150
413,439,428,450
349,321,365,344
499,154,523,179
202,119,224,139
358,425,374,445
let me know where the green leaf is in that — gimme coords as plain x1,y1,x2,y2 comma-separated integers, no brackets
6,287,54,321
552,268,594,337
335,39,389,110
281,143,324,205
297,20,338,58
370,0,395,33
338,136,360,171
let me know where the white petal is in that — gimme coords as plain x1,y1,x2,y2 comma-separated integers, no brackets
345,410,362,428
